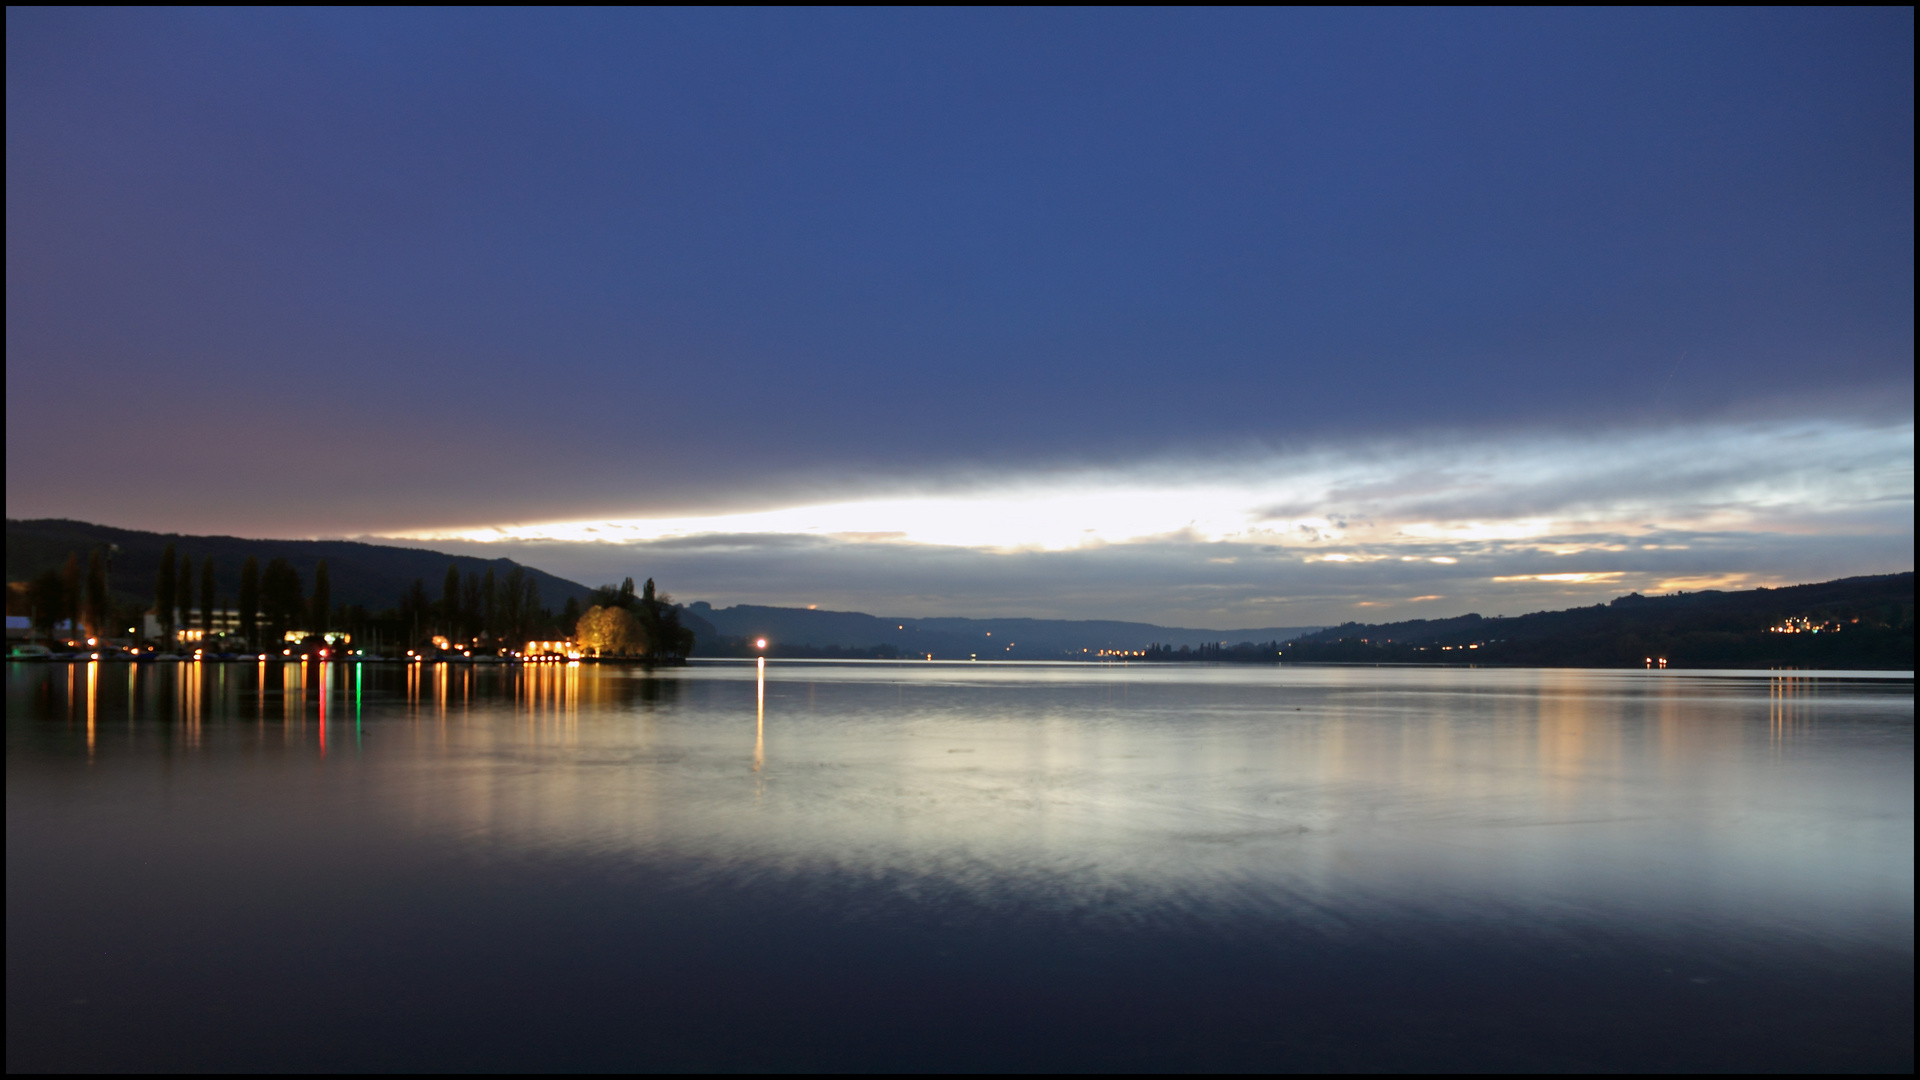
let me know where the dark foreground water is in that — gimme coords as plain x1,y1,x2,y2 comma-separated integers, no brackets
6,660,1912,1072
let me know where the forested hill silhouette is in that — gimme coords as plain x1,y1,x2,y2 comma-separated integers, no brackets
1279,574,1913,669
5,518,596,613
688,602,1318,660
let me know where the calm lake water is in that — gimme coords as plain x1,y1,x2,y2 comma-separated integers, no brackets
6,660,1912,1072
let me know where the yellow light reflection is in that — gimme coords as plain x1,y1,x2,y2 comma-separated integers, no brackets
86,659,98,759
317,661,329,758
754,656,766,773
1770,674,1815,751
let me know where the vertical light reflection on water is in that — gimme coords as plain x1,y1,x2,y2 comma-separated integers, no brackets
354,663,363,750
126,664,138,742
1542,671,1618,815
289,661,308,745
1771,674,1815,752
517,662,576,746
85,660,97,759
755,657,766,774
182,659,198,748
317,661,329,758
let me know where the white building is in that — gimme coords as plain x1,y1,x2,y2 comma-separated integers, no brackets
142,609,246,641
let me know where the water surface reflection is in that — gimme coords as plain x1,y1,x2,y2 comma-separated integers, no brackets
7,661,1911,1071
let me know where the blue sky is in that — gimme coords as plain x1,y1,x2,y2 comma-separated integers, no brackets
6,9,1911,624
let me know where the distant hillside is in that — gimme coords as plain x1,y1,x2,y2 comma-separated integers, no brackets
688,602,1318,660
1280,573,1913,670
5,518,596,613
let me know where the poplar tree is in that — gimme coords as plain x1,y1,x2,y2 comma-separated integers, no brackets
84,549,108,639
407,578,431,646
503,566,525,642
460,572,481,641
31,569,64,642
176,556,194,637
238,557,261,646
62,553,82,643
442,565,461,637
200,556,216,636
481,567,497,640
156,544,177,645
521,577,541,642
262,558,302,642
311,560,331,635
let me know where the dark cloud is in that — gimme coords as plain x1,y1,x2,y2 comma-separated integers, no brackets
6,9,1913,535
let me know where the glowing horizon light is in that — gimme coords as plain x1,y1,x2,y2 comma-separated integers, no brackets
1493,572,1626,584
365,420,1909,613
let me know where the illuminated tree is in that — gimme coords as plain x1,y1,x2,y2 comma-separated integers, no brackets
575,604,646,656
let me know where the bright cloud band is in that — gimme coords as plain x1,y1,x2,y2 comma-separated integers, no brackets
398,419,1912,559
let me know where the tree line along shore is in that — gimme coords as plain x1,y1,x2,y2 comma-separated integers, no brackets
9,540,694,662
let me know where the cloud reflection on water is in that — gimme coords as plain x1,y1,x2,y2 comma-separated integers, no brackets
21,661,1905,947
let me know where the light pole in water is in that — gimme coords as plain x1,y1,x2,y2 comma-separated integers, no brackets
754,638,767,772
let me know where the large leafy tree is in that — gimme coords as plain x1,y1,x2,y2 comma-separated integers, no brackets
588,576,694,658
576,605,645,656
